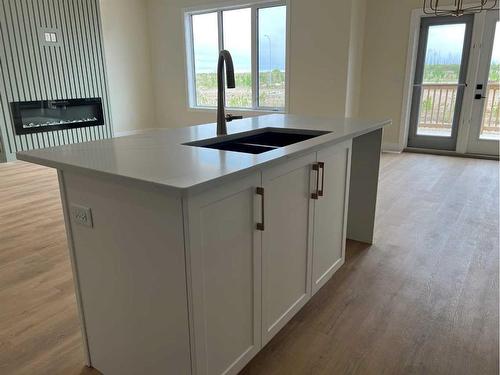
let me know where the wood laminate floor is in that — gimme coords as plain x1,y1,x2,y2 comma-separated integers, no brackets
0,153,498,375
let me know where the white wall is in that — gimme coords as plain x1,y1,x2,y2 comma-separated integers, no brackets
100,0,156,134
358,0,420,148
146,0,353,128
358,0,475,149
345,0,367,117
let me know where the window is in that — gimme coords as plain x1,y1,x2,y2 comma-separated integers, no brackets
185,2,287,111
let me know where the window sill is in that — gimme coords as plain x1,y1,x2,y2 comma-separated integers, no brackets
188,106,286,115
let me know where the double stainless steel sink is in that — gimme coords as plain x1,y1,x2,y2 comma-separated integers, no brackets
184,128,331,154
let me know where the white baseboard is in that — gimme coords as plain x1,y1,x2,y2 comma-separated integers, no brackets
382,142,404,153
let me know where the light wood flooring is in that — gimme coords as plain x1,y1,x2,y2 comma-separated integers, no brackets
0,153,498,375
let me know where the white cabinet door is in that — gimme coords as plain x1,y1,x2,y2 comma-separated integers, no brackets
312,140,352,295
186,172,262,375
261,153,316,344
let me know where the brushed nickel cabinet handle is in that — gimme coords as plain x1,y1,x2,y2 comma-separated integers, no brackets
256,187,265,231
318,162,325,197
311,163,320,200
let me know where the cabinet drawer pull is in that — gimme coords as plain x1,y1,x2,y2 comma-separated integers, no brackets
256,187,265,231
311,163,320,200
318,162,325,197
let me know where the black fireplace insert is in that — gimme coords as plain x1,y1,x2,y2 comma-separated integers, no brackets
10,98,104,135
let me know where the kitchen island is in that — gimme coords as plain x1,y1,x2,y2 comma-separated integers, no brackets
18,114,390,375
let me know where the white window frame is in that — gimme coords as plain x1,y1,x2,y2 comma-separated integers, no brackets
183,0,290,113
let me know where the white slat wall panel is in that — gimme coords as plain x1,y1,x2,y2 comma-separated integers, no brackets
0,0,112,161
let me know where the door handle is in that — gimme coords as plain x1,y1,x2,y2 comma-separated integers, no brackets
318,162,325,197
311,163,320,199
256,187,265,231
475,94,486,100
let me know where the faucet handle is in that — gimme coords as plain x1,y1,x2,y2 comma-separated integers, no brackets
225,113,243,122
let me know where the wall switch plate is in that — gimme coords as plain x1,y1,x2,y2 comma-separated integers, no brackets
44,32,57,42
39,28,61,47
70,204,93,228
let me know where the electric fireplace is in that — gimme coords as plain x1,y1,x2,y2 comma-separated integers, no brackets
10,98,104,135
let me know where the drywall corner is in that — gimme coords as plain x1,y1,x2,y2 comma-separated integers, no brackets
345,0,367,118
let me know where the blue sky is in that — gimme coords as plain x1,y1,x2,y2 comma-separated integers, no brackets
425,21,500,65
192,6,286,73
192,10,499,71
425,23,466,64
492,21,500,64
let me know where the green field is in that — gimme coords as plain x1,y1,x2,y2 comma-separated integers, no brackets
194,64,500,108
423,63,500,83
195,69,285,108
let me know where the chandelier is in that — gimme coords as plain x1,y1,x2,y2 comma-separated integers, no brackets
423,0,498,17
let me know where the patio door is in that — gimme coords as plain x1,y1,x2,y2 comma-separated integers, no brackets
408,15,474,150
467,10,499,156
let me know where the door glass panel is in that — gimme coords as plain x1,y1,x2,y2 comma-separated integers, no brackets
417,23,466,137
480,22,500,140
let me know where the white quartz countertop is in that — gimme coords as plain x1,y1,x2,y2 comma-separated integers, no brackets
17,114,390,193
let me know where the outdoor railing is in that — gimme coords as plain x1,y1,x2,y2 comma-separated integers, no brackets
418,82,500,135
481,82,500,135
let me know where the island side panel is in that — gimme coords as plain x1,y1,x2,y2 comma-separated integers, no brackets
57,171,91,366
347,128,383,244
59,171,191,375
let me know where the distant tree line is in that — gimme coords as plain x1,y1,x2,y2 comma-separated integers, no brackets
425,50,463,65
424,63,499,83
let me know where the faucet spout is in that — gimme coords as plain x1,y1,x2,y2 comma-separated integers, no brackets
217,50,236,135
